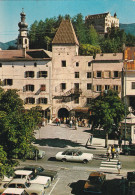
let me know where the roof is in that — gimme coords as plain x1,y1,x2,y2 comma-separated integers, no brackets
3,188,25,194
0,49,52,61
52,19,79,45
85,12,109,19
15,170,32,176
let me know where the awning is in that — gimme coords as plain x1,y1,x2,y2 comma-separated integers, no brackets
24,104,51,110
72,107,89,113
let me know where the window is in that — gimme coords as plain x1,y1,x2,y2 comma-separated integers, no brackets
61,83,66,91
97,71,101,78
26,85,34,92
97,85,101,92
104,71,110,78
75,72,79,78
105,85,110,90
76,62,79,67
132,82,135,89
87,72,91,78
62,60,66,67
40,85,46,91
74,97,79,104
34,62,37,67
113,85,118,91
0,63,2,67
25,97,35,104
39,71,48,78
88,62,91,67
87,98,91,104
19,39,21,44
38,98,47,104
114,71,118,78
87,83,92,90
25,71,34,78
4,79,13,86
25,39,27,44
74,83,79,90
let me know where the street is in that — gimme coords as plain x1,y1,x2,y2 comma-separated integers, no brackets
18,124,135,195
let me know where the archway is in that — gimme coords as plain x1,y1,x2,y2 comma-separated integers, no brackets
58,108,69,123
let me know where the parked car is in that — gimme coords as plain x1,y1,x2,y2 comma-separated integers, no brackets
2,188,29,195
4,178,45,195
127,171,135,188
13,147,45,160
84,172,106,194
55,149,93,163
0,181,10,194
23,165,58,181
122,145,135,155
14,170,34,181
13,169,51,188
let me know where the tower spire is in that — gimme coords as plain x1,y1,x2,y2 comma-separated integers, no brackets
17,9,29,50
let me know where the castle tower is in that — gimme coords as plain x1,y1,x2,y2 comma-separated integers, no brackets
17,9,29,50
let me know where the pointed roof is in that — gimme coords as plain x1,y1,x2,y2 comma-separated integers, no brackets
52,20,79,45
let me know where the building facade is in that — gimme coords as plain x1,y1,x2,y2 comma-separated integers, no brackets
85,12,119,34
51,19,123,119
0,11,123,121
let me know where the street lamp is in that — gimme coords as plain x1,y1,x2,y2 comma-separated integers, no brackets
124,59,134,145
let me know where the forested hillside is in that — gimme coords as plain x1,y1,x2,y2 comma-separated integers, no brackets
28,13,135,55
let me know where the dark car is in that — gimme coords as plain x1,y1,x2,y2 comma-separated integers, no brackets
84,172,106,194
23,165,58,181
127,171,135,188
122,145,135,155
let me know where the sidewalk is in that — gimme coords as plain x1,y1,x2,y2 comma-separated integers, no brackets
34,123,118,150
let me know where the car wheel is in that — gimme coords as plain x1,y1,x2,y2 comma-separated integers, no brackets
62,158,67,162
83,159,88,164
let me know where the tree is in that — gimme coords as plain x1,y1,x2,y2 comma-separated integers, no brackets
87,25,99,46
0,88,42,175
79,44,101,56
90,90,125,147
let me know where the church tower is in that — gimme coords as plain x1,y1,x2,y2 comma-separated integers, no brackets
17,9,29,50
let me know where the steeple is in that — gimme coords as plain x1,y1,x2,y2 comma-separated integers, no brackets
17,9,29,50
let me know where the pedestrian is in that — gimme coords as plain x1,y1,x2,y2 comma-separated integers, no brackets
111,145,115,159
69,119,72,128
116,146,120,158
58,118,60,126
75,120,78,130
90,134,93,145
56,118,58,126
117,160,122,175
107,146,111,161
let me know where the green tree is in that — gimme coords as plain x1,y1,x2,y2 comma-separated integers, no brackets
0,89,42,175
90,90,125,147
87,25,99,46
79,44,101,56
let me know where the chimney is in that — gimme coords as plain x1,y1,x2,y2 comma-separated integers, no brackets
22,48,26,58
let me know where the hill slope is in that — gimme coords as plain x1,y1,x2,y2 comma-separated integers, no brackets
120,23,135,36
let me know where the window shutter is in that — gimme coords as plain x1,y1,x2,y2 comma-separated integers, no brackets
93,85,96,92
101,85,104,92
111,71,114,78
118,85,121,93
102,71,104,78
93,71,97,78
118,71,121,78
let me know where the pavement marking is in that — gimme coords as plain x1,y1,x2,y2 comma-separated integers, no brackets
48,177,60,195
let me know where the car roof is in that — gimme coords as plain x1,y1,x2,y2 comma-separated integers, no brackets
64,149,80,153
3,188,25,194
15,170,33,175
90,172,104,177
9,178,26,184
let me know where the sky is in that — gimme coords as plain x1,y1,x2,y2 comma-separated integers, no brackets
0,0,135,43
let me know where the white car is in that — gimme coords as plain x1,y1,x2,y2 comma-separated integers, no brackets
30,175,51,188
55,149,93,163
14,170,34,181
2,188,28,195
5,179,45,195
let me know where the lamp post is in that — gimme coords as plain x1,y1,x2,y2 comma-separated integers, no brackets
124,59,134,145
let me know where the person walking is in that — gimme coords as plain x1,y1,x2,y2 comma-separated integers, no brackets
107,146,111,161
90,134,93,145
111,145,115,159
116,146,120,158
69,119,72,128
117,160,122,175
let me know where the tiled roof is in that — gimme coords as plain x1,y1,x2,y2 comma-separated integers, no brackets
52,20,79,45
0,49,52,61
86,12,109,19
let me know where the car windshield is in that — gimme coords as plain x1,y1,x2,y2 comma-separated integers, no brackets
37,167,44,172
25,182,31,188
88,176,102,184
